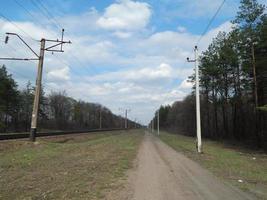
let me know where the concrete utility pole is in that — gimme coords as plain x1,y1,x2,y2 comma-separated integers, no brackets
157,110,160,136
0,30,71,142
187,46,202,153
30,39,45,141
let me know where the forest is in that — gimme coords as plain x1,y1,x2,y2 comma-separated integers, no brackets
152,0,267,149
0,65,136,133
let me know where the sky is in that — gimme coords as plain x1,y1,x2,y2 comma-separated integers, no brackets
0,0,266,125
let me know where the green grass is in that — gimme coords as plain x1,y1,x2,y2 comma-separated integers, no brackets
158,131,267,200
0,130,144,200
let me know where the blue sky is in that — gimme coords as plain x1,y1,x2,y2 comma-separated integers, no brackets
0,0,266,124
2,0,239,33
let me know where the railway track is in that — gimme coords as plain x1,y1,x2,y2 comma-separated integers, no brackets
0,128,128,140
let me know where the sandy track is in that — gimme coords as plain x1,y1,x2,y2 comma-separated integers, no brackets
120,132,254,200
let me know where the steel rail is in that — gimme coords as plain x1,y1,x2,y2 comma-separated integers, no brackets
0,128,131,140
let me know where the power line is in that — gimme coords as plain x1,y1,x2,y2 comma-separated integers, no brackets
12,0,83,77
30,0,99,75
30,0,61,31
13,0,36,22
1,30,71,142
18,0,97,77
49,53,90,78
186,0,227,152
11,0,88,77
0,14,80,89
35,0,63,30
196,0,226,45
2,61,32,81
12,0,53,37
1,49,35,81
1,44,56,91
0,11,37,41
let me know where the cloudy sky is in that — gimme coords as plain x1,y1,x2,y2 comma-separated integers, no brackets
0,0,265,124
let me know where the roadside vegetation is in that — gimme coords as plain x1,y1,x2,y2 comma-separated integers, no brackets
0,129,143,200
158,131,267,199
0,71,139,133
150,0,267,150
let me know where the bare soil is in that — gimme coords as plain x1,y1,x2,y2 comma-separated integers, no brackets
115,132,255,200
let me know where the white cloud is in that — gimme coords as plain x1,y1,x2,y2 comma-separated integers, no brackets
141,21,233,57
87,63,175,85
0,1,236,124
97,0,151,31
177,26,186,33
140,31,198,60
47,66,70,81
198,21,234,51
0,19,56,41
59,8,100,34
178,78,193,90
113,31,132,38
126,63,173,81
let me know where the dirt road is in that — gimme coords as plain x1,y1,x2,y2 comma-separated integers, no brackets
120,132,254,200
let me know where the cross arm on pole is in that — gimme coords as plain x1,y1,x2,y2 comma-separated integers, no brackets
0,57,39,61
187,58,196,62
6,32,39,58
187,46,198,63
44,40,71,51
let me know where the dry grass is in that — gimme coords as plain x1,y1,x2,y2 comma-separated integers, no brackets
159,131,267,200
0,129,144,200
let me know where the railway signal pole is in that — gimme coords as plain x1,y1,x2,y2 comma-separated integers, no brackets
0,30,71,142
187,46,202,153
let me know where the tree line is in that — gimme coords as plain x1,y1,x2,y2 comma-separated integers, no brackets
151,0,267,149
0,65,137,133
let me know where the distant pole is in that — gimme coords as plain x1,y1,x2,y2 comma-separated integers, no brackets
99,107,102,129
125,109,127,129
187,46,202,153
157,110,159,136
118,108,123,128
30,39,45,142
152,118,154,133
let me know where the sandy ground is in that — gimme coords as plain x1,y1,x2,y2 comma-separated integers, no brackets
113,132,255,200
